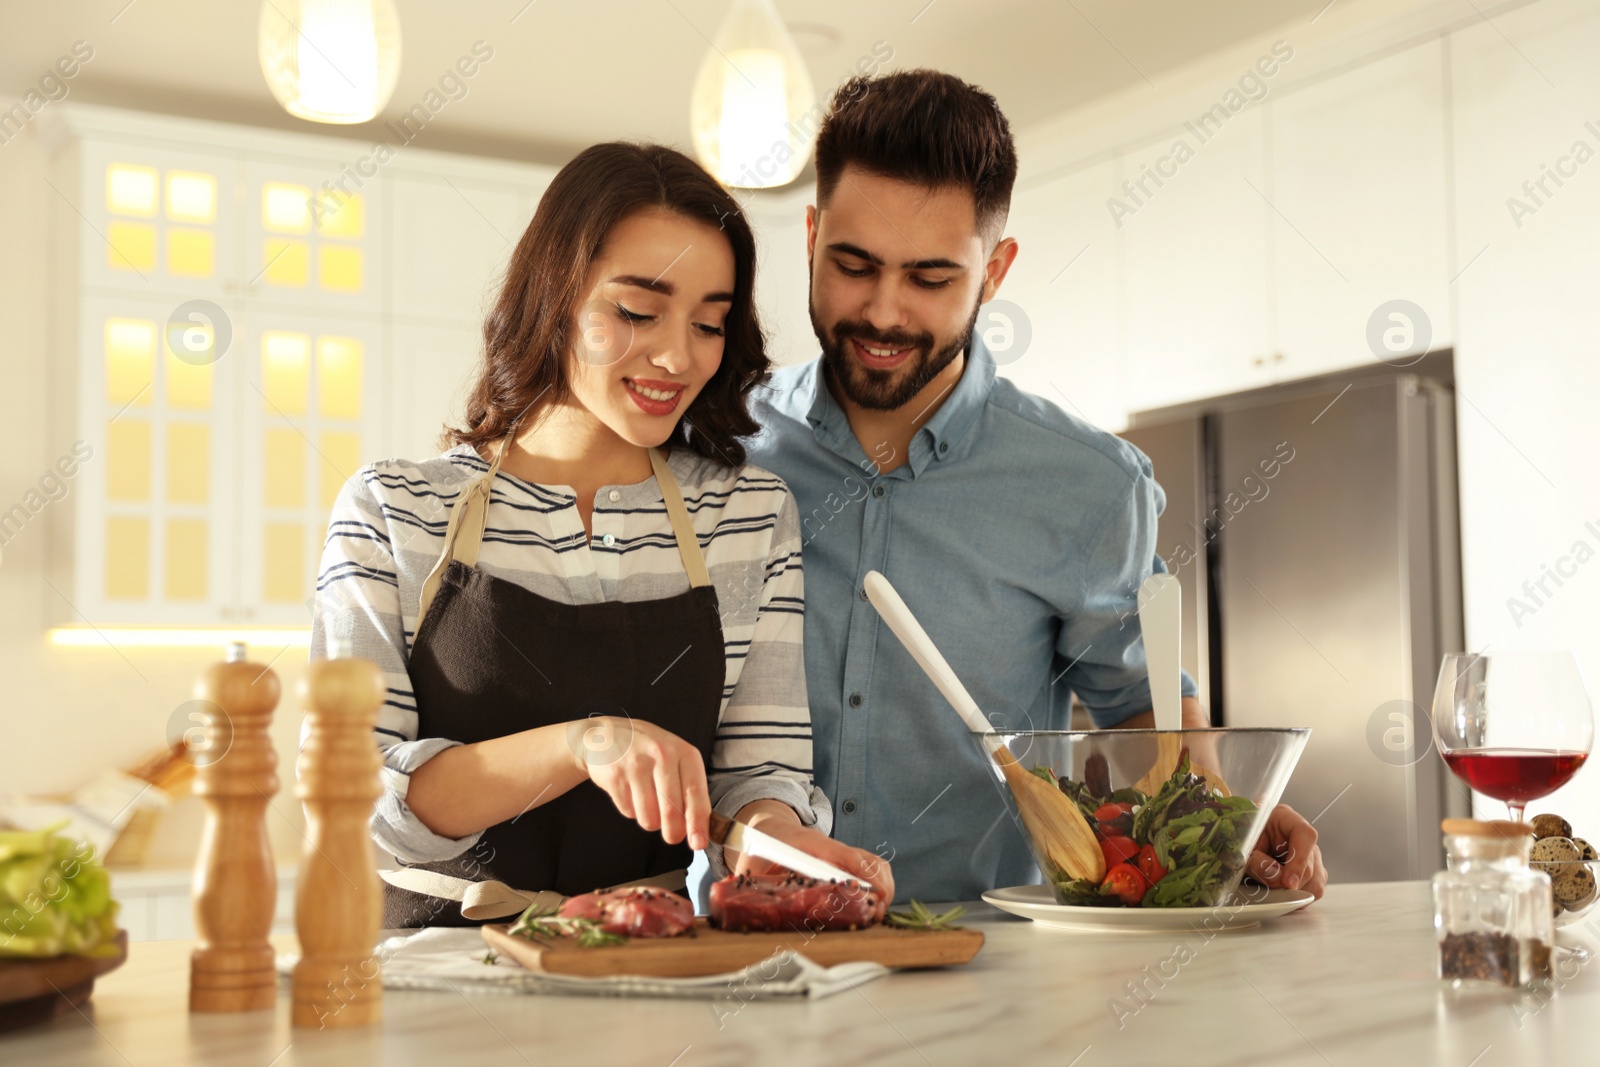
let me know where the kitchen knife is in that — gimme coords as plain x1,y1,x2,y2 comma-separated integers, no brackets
707,812,862,885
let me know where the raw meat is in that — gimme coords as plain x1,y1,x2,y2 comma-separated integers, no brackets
708,873,884,932
558,886,696,938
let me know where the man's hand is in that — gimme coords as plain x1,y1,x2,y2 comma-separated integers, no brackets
1245,803,1327,899
730,799,895,916
1105,695,1212,730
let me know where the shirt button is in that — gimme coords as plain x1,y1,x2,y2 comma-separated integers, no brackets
841,799,858,815
871,484,886,499
849,692,863,707
939,441,949,454
601,533,615,547
858,586,869,601
607,489,621,502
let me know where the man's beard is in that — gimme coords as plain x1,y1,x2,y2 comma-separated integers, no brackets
810,279,981,412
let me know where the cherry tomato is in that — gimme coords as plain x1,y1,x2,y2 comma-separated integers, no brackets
1137,843,1168,887
1100,862,1147,906
1093,802,1136,837
1099,835,1140,871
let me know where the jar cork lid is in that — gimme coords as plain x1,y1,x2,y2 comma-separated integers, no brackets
1441,818,1535,838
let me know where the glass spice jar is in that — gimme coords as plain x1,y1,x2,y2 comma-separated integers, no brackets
1433,818,1554,988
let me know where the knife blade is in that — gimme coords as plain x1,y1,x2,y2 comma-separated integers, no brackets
707,812,862,885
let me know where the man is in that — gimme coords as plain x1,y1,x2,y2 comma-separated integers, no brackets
744,69,1328,903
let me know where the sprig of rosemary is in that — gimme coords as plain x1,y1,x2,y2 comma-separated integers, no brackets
885,900,967,931
508,904,627,948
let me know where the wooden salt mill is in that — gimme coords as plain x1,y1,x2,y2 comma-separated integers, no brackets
190,641,280,1013
292,637,385,1029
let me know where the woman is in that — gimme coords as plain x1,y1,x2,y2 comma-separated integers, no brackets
311,143,893,927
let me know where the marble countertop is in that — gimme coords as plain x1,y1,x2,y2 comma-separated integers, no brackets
7,882,1596,1066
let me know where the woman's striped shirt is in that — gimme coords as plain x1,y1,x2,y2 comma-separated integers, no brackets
308,444,829,869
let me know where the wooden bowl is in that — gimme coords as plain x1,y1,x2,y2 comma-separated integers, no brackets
0,931,129,1032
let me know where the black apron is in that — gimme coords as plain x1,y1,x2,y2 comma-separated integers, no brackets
380,441,726,928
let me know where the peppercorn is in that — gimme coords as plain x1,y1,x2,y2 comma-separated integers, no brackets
1439,931,1519,985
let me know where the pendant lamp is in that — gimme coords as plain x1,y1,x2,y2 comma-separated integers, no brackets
259,0,401,125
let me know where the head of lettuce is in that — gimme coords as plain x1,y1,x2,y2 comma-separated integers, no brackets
0,823,120,959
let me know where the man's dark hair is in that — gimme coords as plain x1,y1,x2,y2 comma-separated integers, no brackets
813,69,1018,245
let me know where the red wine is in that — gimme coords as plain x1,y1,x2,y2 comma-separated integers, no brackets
1442,748,1589,804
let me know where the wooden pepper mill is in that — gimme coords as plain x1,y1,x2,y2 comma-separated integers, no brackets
292,637,385,1029
190,641,280,1013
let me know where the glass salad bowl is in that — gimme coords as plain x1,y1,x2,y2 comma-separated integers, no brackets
975,728,1310,908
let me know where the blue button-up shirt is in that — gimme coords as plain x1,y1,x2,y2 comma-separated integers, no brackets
744,335,1197,902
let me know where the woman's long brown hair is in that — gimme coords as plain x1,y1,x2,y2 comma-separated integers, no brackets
445,142,768,467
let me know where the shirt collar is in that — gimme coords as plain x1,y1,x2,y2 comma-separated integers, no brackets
801,333,997,477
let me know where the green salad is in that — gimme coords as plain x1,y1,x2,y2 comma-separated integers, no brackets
0,823,121,959
1032,751,1259,908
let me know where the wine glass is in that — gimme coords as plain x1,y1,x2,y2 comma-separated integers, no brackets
1432,651,1594,821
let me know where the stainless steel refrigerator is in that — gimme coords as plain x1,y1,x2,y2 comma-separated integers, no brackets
1123,353,1469,882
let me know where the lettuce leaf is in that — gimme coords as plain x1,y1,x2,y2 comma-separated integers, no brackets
0,823,120,959
1051,877,1121,907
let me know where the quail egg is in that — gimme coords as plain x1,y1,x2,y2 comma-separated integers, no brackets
1531,836,1580,873
1574,837,1598,861
1530,813,1573,840
1552,864,1598,910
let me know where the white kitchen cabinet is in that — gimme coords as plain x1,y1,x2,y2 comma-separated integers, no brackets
236,308,386,626
71,293,243,625
51,129,390,627
743,187,814,369
390,174,535,326
111,867,296,942
74,139,241,303
389,321,483,463
42,105,551,630
65,141,247,625
385,171,550,463
240,158,387,315
1450,0,1600,276
1447,0,1600,824
999,160,1126,430
1269,41,1453,378
1118,106,1273,412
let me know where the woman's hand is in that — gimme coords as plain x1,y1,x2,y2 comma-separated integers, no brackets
731,800,896,916
569,716,712,850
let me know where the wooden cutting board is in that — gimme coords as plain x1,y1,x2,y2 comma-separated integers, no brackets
482,919,983,978
0,931,129,1032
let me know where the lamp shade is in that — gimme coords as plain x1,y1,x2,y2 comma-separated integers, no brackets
258,0,401,125
690,0,817,189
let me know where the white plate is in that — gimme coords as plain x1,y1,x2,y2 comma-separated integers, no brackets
981,884,1315,933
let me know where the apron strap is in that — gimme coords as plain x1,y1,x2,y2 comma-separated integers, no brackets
378,866,689,922
648,447,712,589
416,435,511,626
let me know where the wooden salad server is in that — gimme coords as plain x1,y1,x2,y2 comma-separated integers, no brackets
863,571,1105,883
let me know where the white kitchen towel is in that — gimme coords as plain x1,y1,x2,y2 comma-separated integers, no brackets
274,926,888,1001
